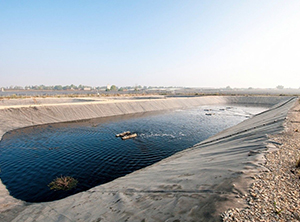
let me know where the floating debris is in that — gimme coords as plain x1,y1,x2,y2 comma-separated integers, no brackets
116,131,137,140
116,131,131,137
121,133,137,140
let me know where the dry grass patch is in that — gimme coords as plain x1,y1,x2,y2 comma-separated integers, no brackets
48,176,78,191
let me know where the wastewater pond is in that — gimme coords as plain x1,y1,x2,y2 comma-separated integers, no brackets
0,105,266,202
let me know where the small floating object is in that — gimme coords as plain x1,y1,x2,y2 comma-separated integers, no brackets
205,113,215,116
116,131,131,137
121,133,137,140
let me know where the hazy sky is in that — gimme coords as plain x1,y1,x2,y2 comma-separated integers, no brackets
1,0,300,88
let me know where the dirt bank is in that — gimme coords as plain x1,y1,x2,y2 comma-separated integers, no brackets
223,99,300,221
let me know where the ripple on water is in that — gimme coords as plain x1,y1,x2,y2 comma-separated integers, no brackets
0,105,266,202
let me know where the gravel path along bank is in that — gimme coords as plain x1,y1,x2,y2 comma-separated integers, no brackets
223,99,300,221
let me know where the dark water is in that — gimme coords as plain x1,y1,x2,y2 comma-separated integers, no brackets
0,105,266,203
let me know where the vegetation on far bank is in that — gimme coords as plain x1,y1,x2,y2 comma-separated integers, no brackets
0,92,299,101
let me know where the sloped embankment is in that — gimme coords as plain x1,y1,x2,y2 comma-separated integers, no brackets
0,96,296,222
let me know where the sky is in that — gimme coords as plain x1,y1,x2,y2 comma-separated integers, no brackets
1,0,300,88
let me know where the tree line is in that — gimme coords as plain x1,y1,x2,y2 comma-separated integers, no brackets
1,84,147,91
1,85,176,91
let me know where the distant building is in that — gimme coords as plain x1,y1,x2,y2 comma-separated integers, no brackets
1,88,4,92
83,87,91,91
106,85,111,90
